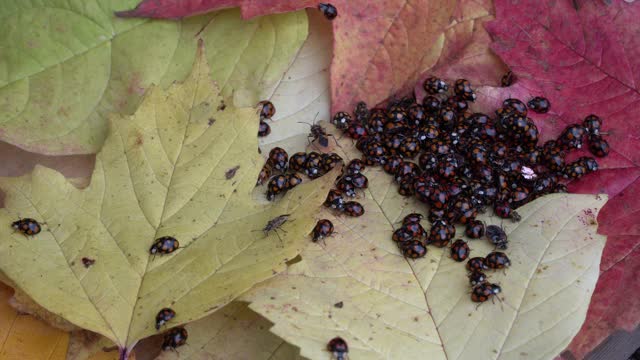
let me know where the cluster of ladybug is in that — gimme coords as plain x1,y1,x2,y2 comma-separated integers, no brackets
257,100,275,137
330,77,609,225
257,146,342,200
322,159,369,217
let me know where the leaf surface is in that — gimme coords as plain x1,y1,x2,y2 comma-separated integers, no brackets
0,1,306,155
0,47,336,350
483,1,640,357
242,127,608,360
115,0,504,114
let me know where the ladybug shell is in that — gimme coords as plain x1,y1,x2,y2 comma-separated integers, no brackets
322,153,343,172
266,175,288,201
286,173,304,189
485,251,511,269
428,220,455,247
485,225,508,249
402,213,423,225
466,257,489,271
423,77,448,94
397,176,416,197
583,114,602,136
332,111,352,130
327,336,349,354
527,96,550,113
502,98,528,116
345,173,368,189
162,327,188,350
289,152,308,172
345,159,366,175
258,121,271,137
256,164,272,186
12,218,42,235
468,271,487,286
471,282,497,303
392,227,414,244
402,240,427,259
422,95,441,113
324,189,345,210
258,100,276,119
402,222,425,239
588,136,609,157
382,155,403,175
454,79,476,102
465,220,485,239
501,71,515,87
450,239,470,262
155,308,176,330
346,123,368,139
343,201,365,217
268,147,289,171
150,237,179,255
336,178,357,198
312,219,334,242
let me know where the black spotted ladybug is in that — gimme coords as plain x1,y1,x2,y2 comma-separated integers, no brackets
485,251,511,269
354,101,370,123
445,95,470,113
423,77,448,94
407,103,427,128
471,282,502,303
332,111,352,130
494,201,521,222
398,136,421,158
469,271,487,286
485,225,508,250
402,222,425,239
325,189,345,210
256,164,272,186
155,308,176,330
428,220,455,247
345,159,366,175
588,135,609,157
580,156,599,173
501,70,515,87
450,239,471,262
343,201,365,217
394,161,420,182
268,147,289,171
336,178,357,197
418,152,438,172
428,185,449,210
258,100,275,119
558,124,586,150
305,152,324,178
422,95,441,113
258,121,271,137
397,175,416,196
318,3,338,20
322,153,343,172
438,106,457,130
428,208,447,222
501,98,528,117
11,218,42,236
162,327,188,351
454,79,476,101
402,240,428,258
466,257,489,272
289,152,308,172
346,122,368,139
583,114,602,136
402,213,423,225
286,173,304,189
327,337,348,360
150,236,180,255
527,96,550,113
266,175,289,201
312,219,334,242
465,220,485,239
563,160,589,179
392,227,414,244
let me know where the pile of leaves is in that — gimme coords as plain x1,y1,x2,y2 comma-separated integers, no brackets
0,0,638,359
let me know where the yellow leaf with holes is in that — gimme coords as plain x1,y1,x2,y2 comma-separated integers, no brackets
0,282,69,360
0,46,336,355
242,126,607,360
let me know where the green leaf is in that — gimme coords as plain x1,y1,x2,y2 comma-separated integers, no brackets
0,2,307,155
0,46,336,350
243,127,608,360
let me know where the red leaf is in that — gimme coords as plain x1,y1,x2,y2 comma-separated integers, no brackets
116,0,502,114
485,1,640,358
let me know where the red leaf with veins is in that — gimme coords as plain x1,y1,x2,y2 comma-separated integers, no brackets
485,1,640,358
116,0,501,113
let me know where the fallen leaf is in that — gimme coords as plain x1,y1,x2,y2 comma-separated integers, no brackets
116,0,504,114
0,45,336,354
155,301,304,360
0,282,69,360
0,2,307,155
242,125,608,360
483,1,640,357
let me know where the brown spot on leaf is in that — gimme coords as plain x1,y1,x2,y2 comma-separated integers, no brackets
208,118,216,126
225,166,240,179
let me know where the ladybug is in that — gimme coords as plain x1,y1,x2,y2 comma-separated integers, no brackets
416,124,440,145
422,95,441,113
258,100,275,119
445,95,470,113
82,257,96,268
494,201,521,222
155,308,176,330
428,220,455,247
398,136,421,158
454,79,476,102
325,189,345,210
332,111,352,130
318,3,338,20
501,98,528,117
327,337,348,360
501,70,515,87
312,219,334,242
464,220,485,239
383,133,404,155
429,139,451,155
418,152,438,172
336,178,357,197
583,114,602,136
364,140,387,158
423,77,449,94
305,152,324,178
150,236,180,255
532,174,557,195
527,96,550,113
343,201,365,217
438,106,457,130
471,282,502,303
345,159,366,175
588,135,609,157
450,197,477,224
11,218,42,236
542,144,566,172
392,227,415,244
268,147,289,171
162,327,188,351
522,147,542,166
258,121,271,137
403,222,425,239
354,101,370,123
322,153,343,172
450,239,471,262
256,164,272,186
428,185,450,210
397,175,416,196
428,208,447,222
402,213,423,225
468,143,489,166
402,240,428,259
580,156,599,173
558,124,586,150
485,251,511,269
466,257,489,272
344,173,368,189
365,113,386,134
289,152,308,172
266,175,289,201
394,161,420,182
286,173,304,189
437,155,460,179
510,186,530,206
563,160,589,179
407,103,427,128
387,105,408,124
485,225,508,250
468,271,487,286
346,122,368,139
